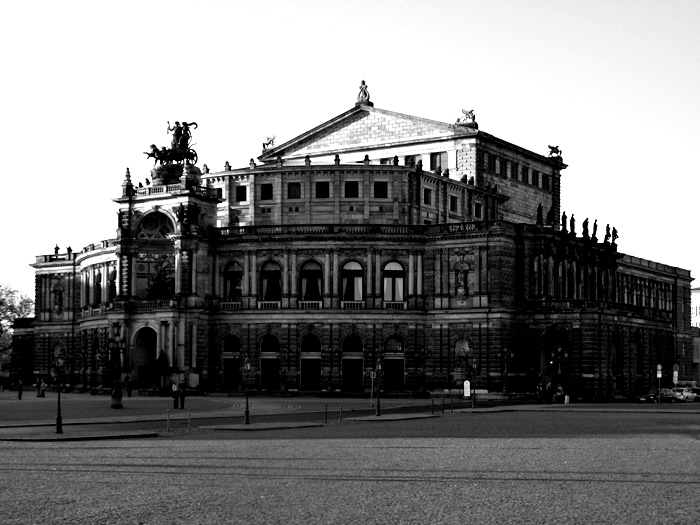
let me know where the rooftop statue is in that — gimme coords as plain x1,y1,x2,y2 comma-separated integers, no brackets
262,136,276,150
144,121,199,166
548,145,562,157
357,80,370,104
456,109,476,124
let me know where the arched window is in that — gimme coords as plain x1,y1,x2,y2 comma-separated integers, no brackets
260,261,282,301
223,262,243,301
383,262,405,301
300,260,323,301
93,270,102,304
341,261,363,301
384,336,404,354
108,265,117,301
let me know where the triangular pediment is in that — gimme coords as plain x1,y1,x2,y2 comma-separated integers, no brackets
259,105,465,163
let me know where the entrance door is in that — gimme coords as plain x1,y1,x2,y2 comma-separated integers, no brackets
222,357,241,391
342,358,364,393
383,358,405,392
300,358,321,391
132,328,157,389
261,358,280,391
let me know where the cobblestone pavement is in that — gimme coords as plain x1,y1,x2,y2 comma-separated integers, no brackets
1,426,698,524
1,391,699,524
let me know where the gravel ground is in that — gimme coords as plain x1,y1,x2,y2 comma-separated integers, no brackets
1,430,698,525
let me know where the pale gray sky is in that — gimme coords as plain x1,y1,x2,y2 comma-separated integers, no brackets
1,0,699,295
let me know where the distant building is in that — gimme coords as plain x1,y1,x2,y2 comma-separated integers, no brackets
12,84,695,399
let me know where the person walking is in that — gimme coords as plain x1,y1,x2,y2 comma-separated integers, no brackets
124,376,132,397
36,378,42,397
171,382,179,409
17,380,23,400
178,382,186,409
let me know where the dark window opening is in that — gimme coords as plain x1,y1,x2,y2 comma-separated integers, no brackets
316,181,329,198
374,181,388,198
345,181,359,198
235,186,247,202
288,182,301,199
261,184,273,200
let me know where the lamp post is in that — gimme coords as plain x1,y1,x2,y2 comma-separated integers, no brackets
55,352,64,434
243,356,251,425
375,357,383,417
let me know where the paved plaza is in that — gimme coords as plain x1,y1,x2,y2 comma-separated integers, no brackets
1,391,699,524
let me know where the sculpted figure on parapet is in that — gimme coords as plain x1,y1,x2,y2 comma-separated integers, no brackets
456,109,476,124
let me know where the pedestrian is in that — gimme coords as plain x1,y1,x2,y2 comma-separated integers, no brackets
171,381,179,409
36,378,42,397
178,382,186,409
124,376,132,397
17,380,23,400
40,380,46,398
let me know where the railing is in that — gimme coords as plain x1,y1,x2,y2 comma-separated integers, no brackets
221,301,242,311
258,301,281,310
384,301,406,310
341,301,364,310
135,183,218,199
298,301,322,309
216,221,500,238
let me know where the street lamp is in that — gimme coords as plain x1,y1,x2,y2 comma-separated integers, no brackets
375,357,383,417
55,351,64,434
243,355,251,425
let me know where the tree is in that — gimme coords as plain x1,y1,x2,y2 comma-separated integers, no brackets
0,284,34,376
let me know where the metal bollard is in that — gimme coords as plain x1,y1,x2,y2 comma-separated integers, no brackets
166,409,170,434
431,398,435,415
325,404,328,424
338,403,343,423
187,409,191,432
442,397,445,414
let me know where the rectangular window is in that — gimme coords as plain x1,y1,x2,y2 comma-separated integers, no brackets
500,159,508,177
521,166,529,184
487,154,496,173
430,152,448,172
345,181,359,198
474,202,482,219
510,163,518,179
288,182,301,199
532,170,540,187
449,195,458,212
374,181,388,198
423,188,432,205
235,186,247,202
315,181,329,198
542,174,550,191
404,155,421,167
261,183,273,200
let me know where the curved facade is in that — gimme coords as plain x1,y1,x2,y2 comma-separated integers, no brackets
18,98,695,399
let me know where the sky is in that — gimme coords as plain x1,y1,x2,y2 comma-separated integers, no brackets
1,0,699,297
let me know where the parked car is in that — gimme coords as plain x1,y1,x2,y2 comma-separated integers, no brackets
637,388,676,403
672,387,697,402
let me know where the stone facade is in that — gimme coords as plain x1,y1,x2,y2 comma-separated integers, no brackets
12,97,694,400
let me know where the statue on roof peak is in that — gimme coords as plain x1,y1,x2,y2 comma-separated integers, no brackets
356,80,371,105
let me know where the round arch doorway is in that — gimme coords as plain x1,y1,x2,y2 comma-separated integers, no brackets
131,327,158,389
